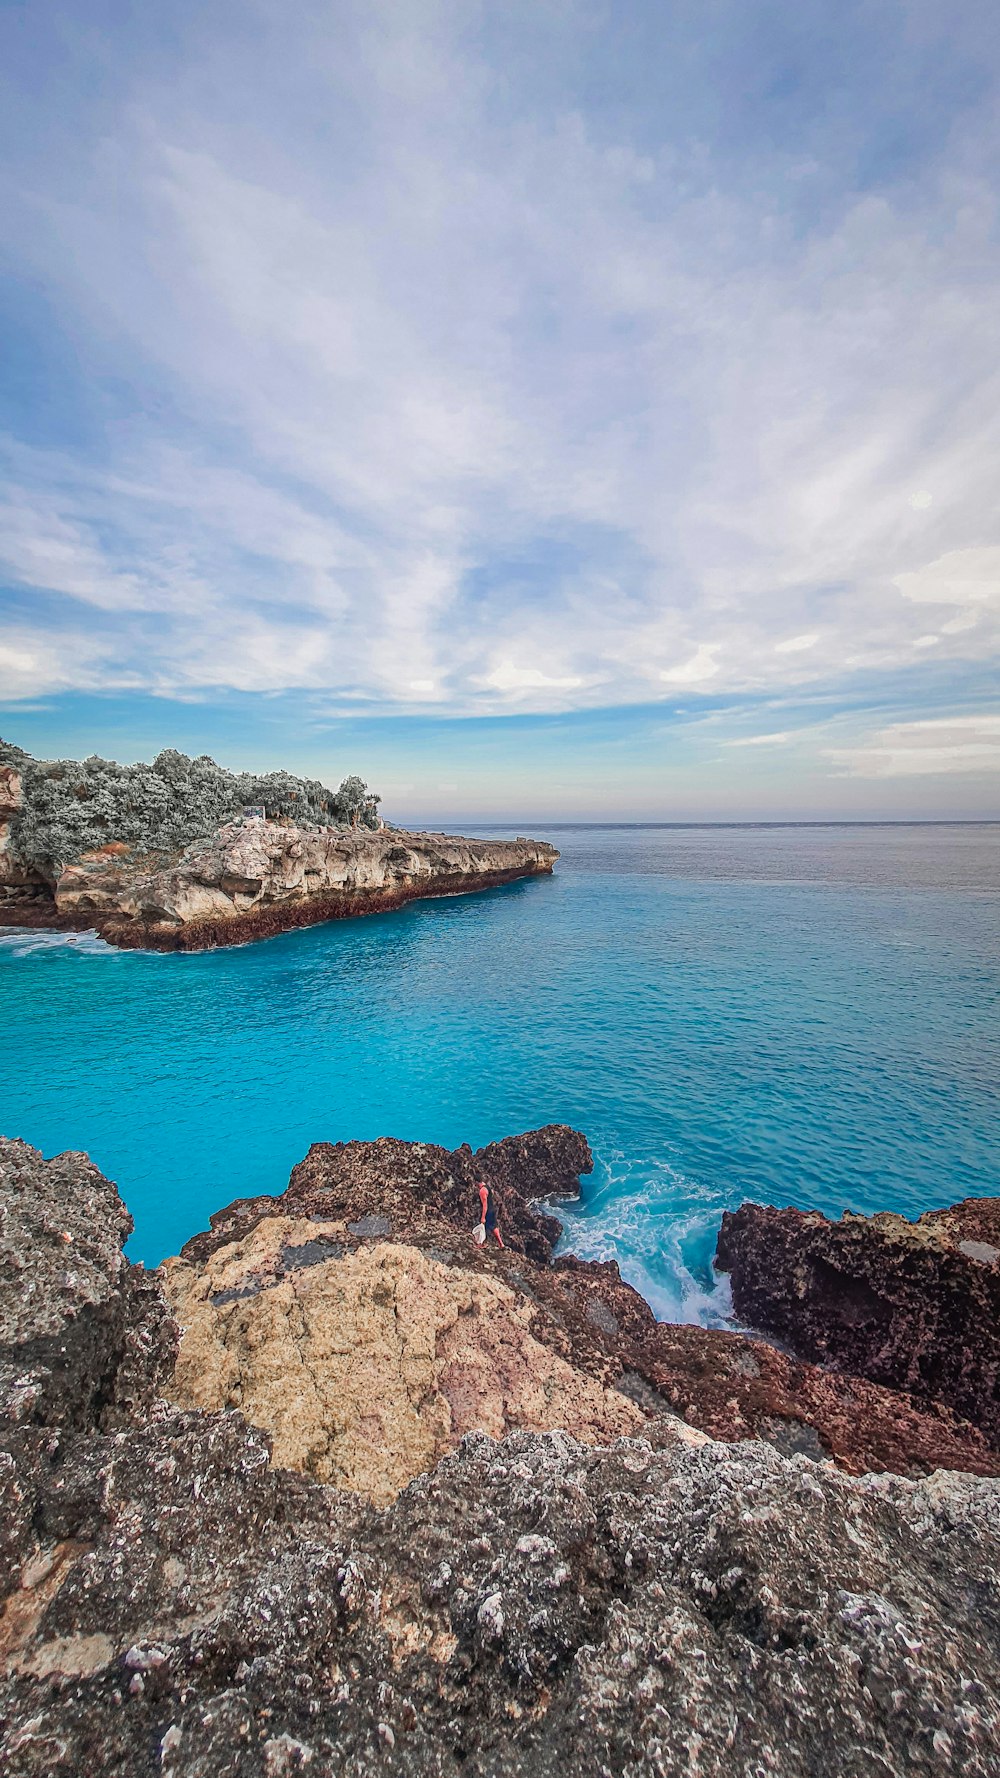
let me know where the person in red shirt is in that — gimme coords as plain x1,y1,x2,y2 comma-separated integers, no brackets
477,1181,504,1248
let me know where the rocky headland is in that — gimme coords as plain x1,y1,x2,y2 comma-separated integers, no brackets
0,742,557,950
3,1128,1000,1775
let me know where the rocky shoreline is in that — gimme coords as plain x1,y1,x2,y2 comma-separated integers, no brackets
2,1127,999,1774
0,808,557,952
717,1194,1000,1446
1,748,558,950
157,1129,1000,1488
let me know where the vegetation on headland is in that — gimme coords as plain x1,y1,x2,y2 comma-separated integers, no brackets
0,738,381,870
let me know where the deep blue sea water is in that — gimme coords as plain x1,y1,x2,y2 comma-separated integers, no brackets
3,823,998,1322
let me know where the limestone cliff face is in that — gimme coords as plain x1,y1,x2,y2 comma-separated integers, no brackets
3,1135,1000,1778
0,764,21,879
0,767,48,912
3,821,558,949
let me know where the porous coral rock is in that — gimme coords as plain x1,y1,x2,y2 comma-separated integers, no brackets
4,1133,1000,1776
633,1318,1000,1476
0,1139,175,1434
167,1128,1000,1489
162,1216,644,1504
3,1411,999,1777
716,1196,1000,1446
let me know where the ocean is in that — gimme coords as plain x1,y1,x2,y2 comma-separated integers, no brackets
3,822,998,1320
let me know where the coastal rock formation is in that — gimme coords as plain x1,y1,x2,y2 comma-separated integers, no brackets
162,1128,999,1489
0,1140,175,1433
0,738,556,949
0,762,21,869
185,1126,585,1266
2,821,557,950
3,1406,999,1776
162,1216,646,1505
0,766,51,917
716,1197,1000,1447
160,1128,659,1503
4,1135,1000,1775
635,1320,999,1476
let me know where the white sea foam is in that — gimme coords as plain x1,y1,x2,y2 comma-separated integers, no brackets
0,925,114,959
545,1145,736,1328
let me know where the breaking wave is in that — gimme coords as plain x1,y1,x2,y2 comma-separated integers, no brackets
0,925,114,959
546,1143,736,1327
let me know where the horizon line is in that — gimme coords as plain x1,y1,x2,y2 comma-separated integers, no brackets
395,817,1000,831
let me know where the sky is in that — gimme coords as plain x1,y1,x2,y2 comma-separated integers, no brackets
0,0,998,822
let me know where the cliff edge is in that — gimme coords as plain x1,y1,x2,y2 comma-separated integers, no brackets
53,824,555,950
717,1195,1000,1447
2,1134,999,1776
160,1128,1000,1490
0,741,557,950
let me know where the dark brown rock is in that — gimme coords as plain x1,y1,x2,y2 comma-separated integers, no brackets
0,1140,176,1435
632,1321,999,1477
179,1125,584,1268
716,1197,1000,1446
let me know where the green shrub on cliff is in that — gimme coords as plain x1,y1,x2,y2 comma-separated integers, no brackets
0,739,381,870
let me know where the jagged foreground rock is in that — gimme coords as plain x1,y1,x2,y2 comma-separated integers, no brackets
161,1130,1000,1487
717,1197,1000,1447
3,1135,1000,1776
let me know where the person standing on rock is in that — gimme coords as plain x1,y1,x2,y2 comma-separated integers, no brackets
477,1181,504,1248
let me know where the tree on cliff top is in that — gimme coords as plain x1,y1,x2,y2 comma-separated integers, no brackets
0,740,383,870
335,774,381,829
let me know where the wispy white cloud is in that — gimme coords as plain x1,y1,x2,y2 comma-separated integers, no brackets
658,645,720,687
0,625,123,700
774,634,821,656
895,547,1000,611
827,715,1000,777
726,731,793,747
0,0,998,749
480,661,589,695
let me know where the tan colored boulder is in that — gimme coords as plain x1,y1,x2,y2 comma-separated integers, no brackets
160,1215,644,1506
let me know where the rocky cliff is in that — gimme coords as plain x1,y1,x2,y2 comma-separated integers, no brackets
3,1134,1000,1776
0,738,556,949
716,1197,1000,1449
1,820,558,950
159,1129,1000,1489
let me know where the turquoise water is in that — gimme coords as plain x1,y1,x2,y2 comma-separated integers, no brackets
3,823,998,1321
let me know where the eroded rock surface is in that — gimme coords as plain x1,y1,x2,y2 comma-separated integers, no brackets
635,1320,999,1476
0,1140,175,1432
0,767,51,915
3,1133,1000,1775
163,1216,643,1504
3,1412,999,1777
716,1197,1000,1447
2,821,558,950
163,1128,999,1491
